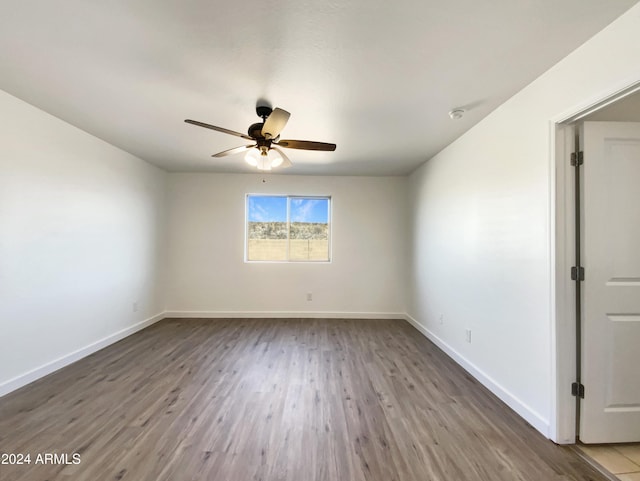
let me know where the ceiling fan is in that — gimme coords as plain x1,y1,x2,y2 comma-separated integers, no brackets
185,105,336,171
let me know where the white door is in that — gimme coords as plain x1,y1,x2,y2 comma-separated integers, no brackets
580,121,640,443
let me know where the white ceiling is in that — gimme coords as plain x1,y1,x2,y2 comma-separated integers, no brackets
0,0,637,176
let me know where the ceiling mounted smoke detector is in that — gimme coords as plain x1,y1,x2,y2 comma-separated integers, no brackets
448,109,465,120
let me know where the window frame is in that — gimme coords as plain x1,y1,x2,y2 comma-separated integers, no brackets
244,194,332,263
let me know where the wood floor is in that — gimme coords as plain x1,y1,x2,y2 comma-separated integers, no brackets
0,318,607,481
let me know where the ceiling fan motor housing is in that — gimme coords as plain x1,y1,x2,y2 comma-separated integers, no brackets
248,122,266,140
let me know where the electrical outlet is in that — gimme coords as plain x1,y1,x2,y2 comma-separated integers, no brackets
439,314,444,325
307,293,313,301
132,302,139,313
465,329,472,343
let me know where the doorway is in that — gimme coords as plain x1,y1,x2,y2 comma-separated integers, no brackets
556,87,640,446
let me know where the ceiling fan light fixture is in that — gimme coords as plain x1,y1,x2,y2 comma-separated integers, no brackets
244,147,283,170
245,148,259,167
269,149,283,168
257,152,271,171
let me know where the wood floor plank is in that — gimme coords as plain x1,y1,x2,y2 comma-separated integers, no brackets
0,318,608,481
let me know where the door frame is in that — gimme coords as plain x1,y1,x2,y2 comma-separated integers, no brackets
551,80,640,444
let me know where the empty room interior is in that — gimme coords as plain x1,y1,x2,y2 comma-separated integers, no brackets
1,1,640,480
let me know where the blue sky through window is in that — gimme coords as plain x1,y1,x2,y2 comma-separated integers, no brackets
290,198,328,223
248,196,329,223
247,196,287,222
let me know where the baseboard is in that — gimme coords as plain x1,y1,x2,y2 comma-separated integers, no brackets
0,312,165,398
164,310,406,320
403,313,550,438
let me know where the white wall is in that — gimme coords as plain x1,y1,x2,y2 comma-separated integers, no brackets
165,173,406,317
406,2,640,442
0,90,167,395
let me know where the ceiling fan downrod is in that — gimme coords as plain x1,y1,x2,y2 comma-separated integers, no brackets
256,105,272,122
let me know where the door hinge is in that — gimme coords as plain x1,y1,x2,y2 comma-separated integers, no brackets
571,151,584,166
571,266,585,281
571,382,585,398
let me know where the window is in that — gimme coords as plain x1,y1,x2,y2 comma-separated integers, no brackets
246,195,331,262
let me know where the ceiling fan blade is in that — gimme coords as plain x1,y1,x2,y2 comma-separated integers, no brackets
261,108,290,140
212,144,256,158
275,139,337,151
185,119,254,140
272,147,292,168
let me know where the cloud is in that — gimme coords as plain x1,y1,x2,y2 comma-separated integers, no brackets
291,199,318,222
249,200,269,222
